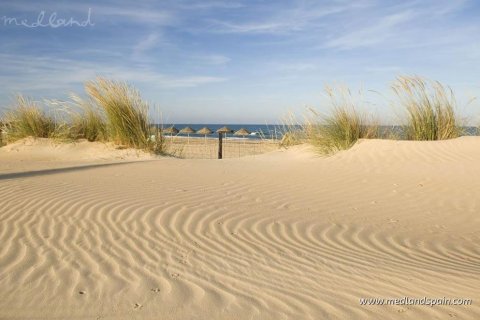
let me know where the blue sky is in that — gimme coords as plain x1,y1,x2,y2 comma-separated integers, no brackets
1,0,479,124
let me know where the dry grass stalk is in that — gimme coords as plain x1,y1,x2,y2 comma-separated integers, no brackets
306,85,378,154
392,76,461,140
1,95,56,142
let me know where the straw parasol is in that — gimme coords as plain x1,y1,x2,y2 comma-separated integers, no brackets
196,127,213,157
233,128,251,156
197,126,213,136
197,126,213,143
216,126,233,139
234,128,251,137
216,126,233,159
216,126,234,134
234,128,251,148
163,126,179,137
180,126,195,144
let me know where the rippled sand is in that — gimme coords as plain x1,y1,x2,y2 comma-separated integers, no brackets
1,137,479,319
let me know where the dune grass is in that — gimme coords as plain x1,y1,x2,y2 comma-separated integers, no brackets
392,76,461,140
306,86,378,154
0,75,472,155
277,112,307,148
66,94,107,142
83,78,164,153
1,95,57,142
85,78,152,148
0,79,165,154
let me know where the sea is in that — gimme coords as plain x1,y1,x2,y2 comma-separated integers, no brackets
158,124,479,140
160,124,285,140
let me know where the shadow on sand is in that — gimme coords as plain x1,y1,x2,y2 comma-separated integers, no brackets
0,160,158,181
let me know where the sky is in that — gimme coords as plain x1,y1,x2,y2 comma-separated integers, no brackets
0,0,479,124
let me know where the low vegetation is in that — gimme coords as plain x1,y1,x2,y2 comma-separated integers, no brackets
67,94,107,142
0,75,474,156
277,112,307,148
392,76,461,140
303,86,378,154
0,78,164,154
85,78,152,149
1,95,56,142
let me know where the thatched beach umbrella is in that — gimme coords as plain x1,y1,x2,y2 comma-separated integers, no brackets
197,126,213,142
234,128,251,138
234,128,251,148
180,126,195,144
216,126,234,159
216,126,234,135
163,126,179,137
197,127,213,158
234,128,251,157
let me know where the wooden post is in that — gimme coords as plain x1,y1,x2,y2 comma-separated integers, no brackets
218,132,223,159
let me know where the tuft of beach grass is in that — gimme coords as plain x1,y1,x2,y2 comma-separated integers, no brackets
277,111,307,148
392,76,461,141
1,95,56,142
66,94,107,142
84,78,164,153
306,85,378,154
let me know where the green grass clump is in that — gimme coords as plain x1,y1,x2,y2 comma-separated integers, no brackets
0,79,165,154
392,76,461,140
1,95,56,142
67,94,107,142
84,78,163,153
306,86,378,154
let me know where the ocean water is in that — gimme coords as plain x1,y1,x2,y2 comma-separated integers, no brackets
160,124,285,140
158,124,479,140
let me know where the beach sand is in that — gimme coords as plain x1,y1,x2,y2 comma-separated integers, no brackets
1,137,479,319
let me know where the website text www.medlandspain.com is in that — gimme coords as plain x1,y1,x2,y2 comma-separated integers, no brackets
359,297,472,307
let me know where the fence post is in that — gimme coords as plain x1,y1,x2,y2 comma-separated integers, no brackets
218,133,223,159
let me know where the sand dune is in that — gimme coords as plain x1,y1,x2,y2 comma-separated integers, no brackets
1,137,479,319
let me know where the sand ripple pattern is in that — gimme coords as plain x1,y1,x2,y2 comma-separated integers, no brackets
1,140,480,319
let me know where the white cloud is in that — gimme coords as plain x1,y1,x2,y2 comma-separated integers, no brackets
0,53,226,97
93,6,173,25
132,33,162,58
196,54,231,65
206,1,358,34
178,1,245,10
325,10,416,50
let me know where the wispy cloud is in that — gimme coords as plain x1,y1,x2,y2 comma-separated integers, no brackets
206,2,356,34
0,53,226,95
177,1,245,10
93,5,173,25
194,54,231,65
325,10,416,50
132,33,163,58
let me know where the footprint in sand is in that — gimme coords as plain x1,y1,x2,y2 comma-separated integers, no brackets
78,291,86,295
133,303,143,310
151,288,161,293
171,273,180,279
